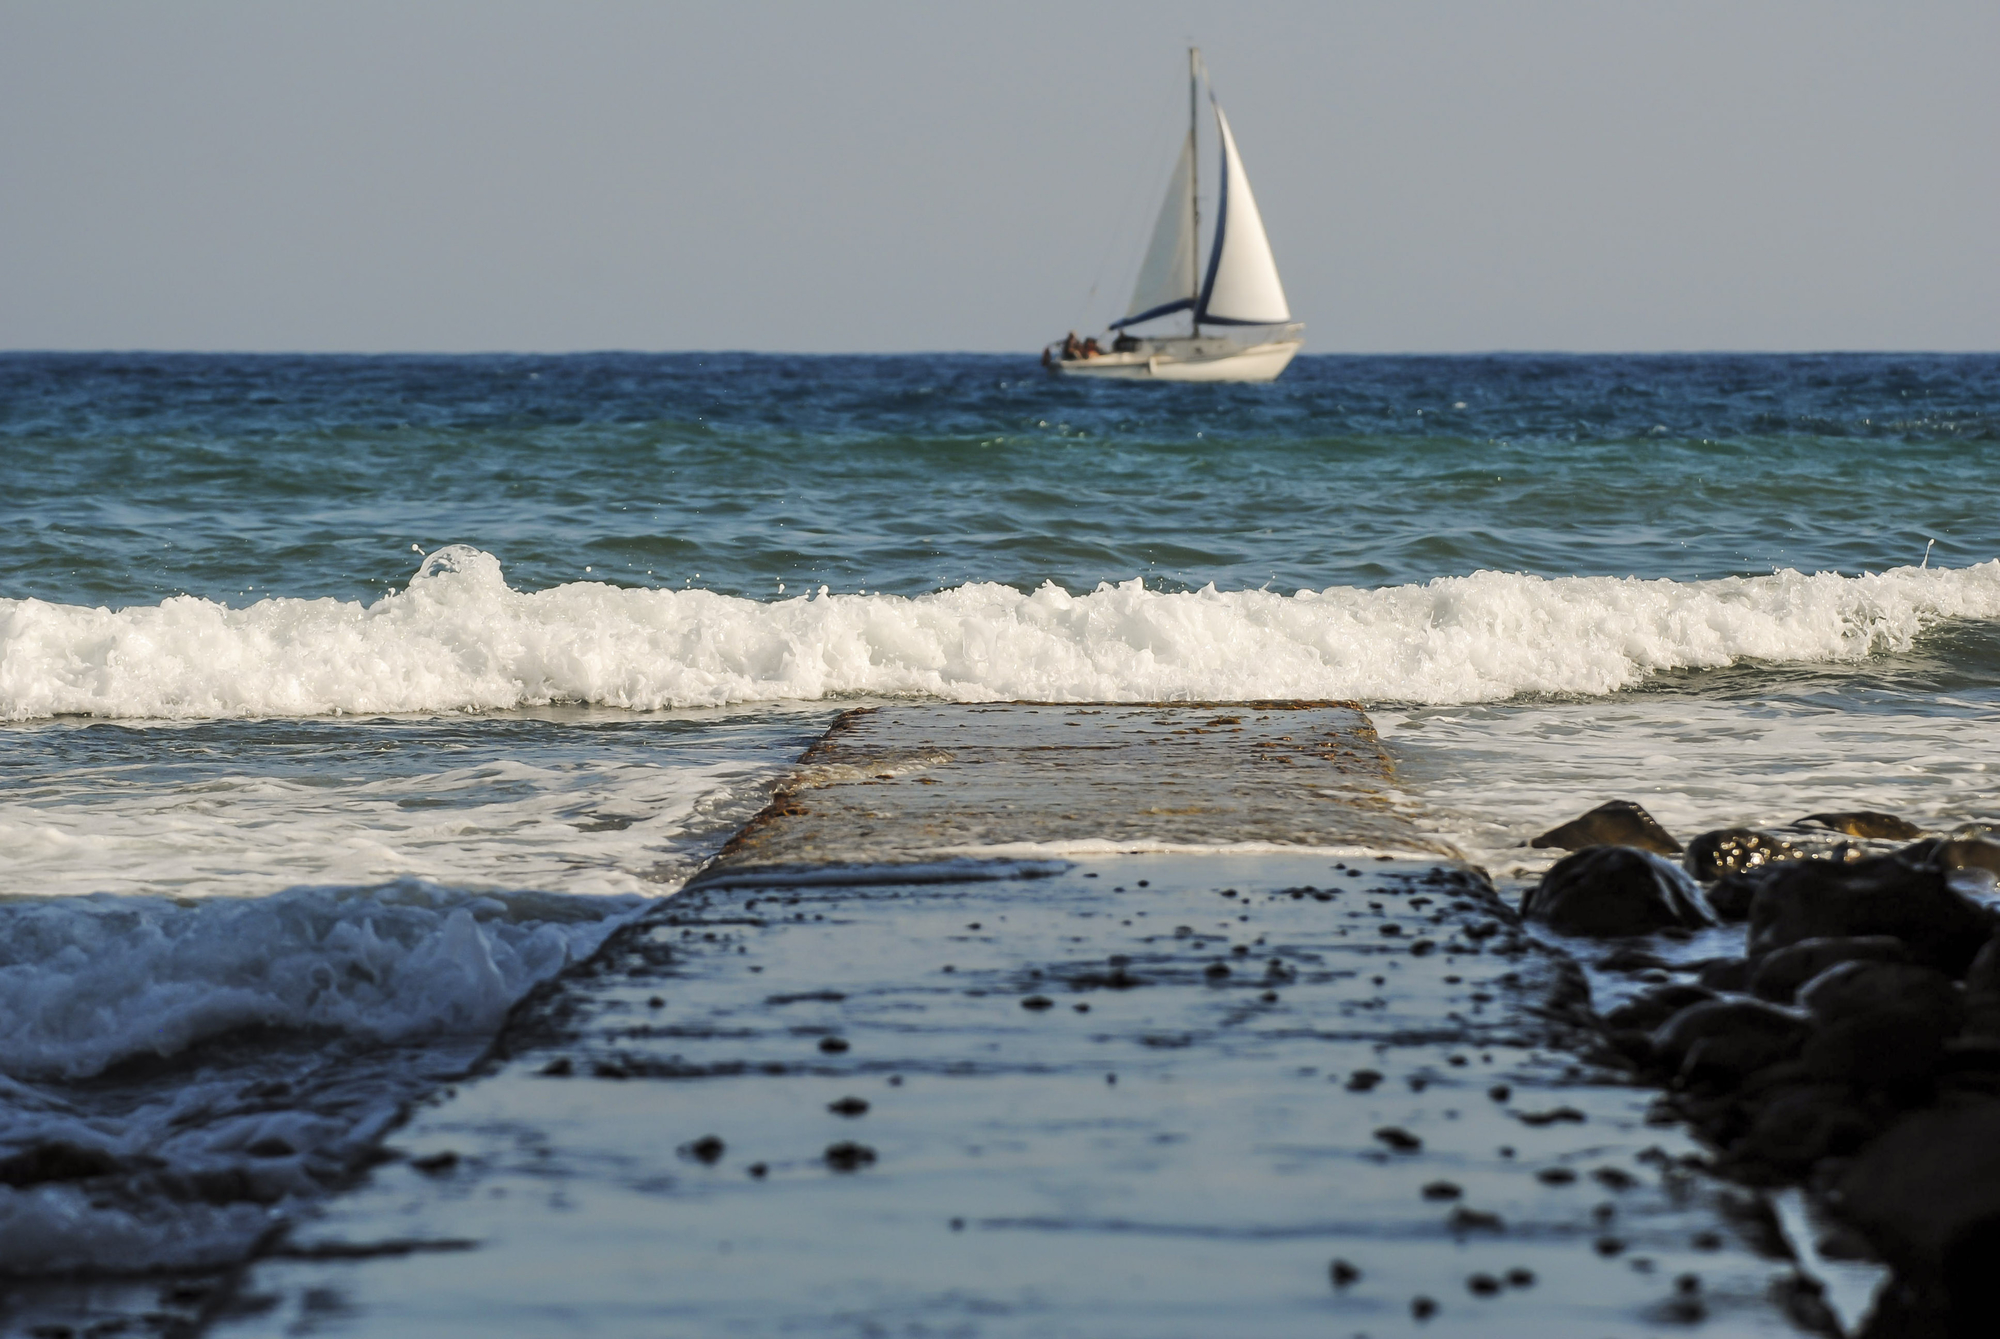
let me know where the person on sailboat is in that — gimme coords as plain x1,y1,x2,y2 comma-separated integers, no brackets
1062,332,1083,361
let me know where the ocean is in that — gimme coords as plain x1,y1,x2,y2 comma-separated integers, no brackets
3,350,1999,1275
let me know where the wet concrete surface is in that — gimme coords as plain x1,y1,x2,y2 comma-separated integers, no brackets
700,702,1452,879
213,854,1820,1336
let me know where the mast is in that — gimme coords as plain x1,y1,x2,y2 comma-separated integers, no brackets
1188,47,1201,336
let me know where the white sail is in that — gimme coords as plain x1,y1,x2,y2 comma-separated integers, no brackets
1196,105,1291,326
1117,133,1197,328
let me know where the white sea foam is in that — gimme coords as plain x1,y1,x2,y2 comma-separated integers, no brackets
6,546,2000,720
0,880,642,1273
0,880,639,1080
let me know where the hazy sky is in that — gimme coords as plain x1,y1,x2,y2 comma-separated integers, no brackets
4,2,1996,353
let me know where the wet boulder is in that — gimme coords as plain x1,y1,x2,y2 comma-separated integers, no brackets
1703,869,1774,923
1695,956,1752,991
1728,1083,1880,1179
1964,936,2000,1037
1746,855,1993,978
1799,960,1963,1034
1651,998,1811,1088
1521,847,1714,937
1835,1100,2000,1335
1529,800,1682,856
1603,983,1716,1034
1899,835,2000,878
1797,960,1963,1091
1684,828,1803,883
1749,936,1909,1004
1798,811,1925,841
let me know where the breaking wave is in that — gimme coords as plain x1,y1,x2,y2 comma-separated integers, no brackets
0,880,640,1080
4,546,1999,720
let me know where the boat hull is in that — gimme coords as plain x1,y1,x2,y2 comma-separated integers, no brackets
1049,338,1301,383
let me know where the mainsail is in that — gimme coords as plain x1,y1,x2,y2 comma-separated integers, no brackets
1117,133,1197,328
1195,106,1291,326
1111,55,1290,333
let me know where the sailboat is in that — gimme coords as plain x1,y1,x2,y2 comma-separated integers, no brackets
1045,49,1302,382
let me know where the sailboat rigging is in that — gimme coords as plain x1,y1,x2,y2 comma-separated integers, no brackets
1045,49,1302,382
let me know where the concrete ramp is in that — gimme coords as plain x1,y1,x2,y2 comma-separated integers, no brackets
700,701,1450,882
214,705,1813,1339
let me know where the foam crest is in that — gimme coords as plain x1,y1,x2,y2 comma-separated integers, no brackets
0,880,640,1079
5,547,1999,719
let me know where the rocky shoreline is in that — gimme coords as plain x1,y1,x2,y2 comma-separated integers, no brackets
1519,800,2000,1337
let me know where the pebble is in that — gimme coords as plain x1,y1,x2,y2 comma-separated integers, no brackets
679,1136,726,1165
823,1141,876,1172
1373,1127,1422,1152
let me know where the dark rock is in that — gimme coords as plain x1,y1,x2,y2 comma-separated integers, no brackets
1020,995,1054,1010
827,1096,870,1117
818,1036,850,1054
1651,999,1811,1086
1421,1180,1463,1200
823,1141,877,1172
1899,835,2000,876
747,1162,768,1178
1467,1272,1502,1296
1329,1258,1361,1288
1514,1106,1586,1126
1750,936,1910,1003
0,1142,120,1188
1684,829,1803,882
1797,961,1964,1090
1836,1100,2000,1334
1374,1126,1423,1152
1530,800,1682,855
1604,983,1715,1033
1345,1069,1383,1092
1595,947,1671,973
1725,1084,1878,1177
1965,936,2000,1037
1521,847,1714,937
1537,1167,1577,1185
1703,871,1771,923
1506,1267,1536,1287
1799,811,1925,840
1747,855,1993,977
409,1151,459,1175
1940,1037,2000,1085
678,1135,726,1165
1697,957,1752,991
1449,1206,1505,1232
1411,1295,1438,1320
1799,960,1963,1034
539,1057,573,1076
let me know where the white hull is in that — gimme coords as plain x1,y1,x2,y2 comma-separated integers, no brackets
1049,337,1301,383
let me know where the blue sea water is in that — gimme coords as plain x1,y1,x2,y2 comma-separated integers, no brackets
3,351,2000,1271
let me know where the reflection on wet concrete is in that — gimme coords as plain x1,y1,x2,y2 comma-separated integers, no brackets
214,854,1816,1337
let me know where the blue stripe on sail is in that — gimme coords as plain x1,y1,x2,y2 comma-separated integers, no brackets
1194,313,1291,326
1109,297,1194,330
1193,111,1229,325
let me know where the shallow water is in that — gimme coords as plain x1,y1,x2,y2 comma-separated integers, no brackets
2,351,1998,1274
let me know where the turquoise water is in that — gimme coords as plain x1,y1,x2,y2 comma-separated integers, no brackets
3,351,1999,1272
6,352,1997,605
